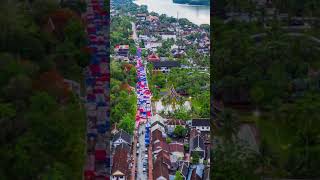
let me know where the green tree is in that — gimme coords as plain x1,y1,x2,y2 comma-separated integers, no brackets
119,113,135,135
174,171,184,180
173,125,187,138
191,151,200,164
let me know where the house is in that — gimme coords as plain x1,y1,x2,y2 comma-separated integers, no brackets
147,15,159,22
169,142,184,161
178,161,189,180
166,119,186,134
111,143,130,180
161,34,177,41
190,118,210,132
151,121,166,133
138,34,150,41
153,158,170,180
145,41,162,51
152,61,181,73
112,130,132,148
148,53,160,62
136,13,147,21
150,114,167,125
153,138,170,154
114,45,129,58
189,134,206,160
152,129,166,143
155,150,171,169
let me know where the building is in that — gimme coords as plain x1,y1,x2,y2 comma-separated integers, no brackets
166,119,186,134
190,118,210,132
114,45,129,58
151,121,166,133
136,13,147,21
111,143,130,180
178,161,189,180
148,53,160,62
169,142,185,161
152,61,181,73
150,114,167,125
112,129,132,148
189,134,206,160
147,15,159,22
153,158,170,180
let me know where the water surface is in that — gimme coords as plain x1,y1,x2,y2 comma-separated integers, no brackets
133,0,210,25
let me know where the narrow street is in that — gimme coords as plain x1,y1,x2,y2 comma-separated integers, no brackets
132,46,153,180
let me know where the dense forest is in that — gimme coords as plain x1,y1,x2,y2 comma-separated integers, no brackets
212,0,320,179
110,61,137,135
0,0,88,179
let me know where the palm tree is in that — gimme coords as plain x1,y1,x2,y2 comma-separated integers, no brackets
216,109,240,143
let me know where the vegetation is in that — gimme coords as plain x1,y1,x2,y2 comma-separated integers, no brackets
212,1,320,178
174,171,184,180
110,15,135,52
191,151,200,164
0,0,87,179
110,60,137,134
173,125,188,138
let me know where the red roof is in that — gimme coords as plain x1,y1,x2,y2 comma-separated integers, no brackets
111,147,129,176
152,129,165,143
153,158,169,180
153,138,169,152
169,142,184,153
115,45,129,49
156,150,171,167
147,53,160,62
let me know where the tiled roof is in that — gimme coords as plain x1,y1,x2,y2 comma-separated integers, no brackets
112,129,132,144
152,61,181,69
179,161,189,178
152,129,165,143
169,142,184,153
190,134,205,151
156,150,171,168
153,158,169,180
167,119,186,126
151,121,165,128
111,146,129,176
153,138,169,152
191,118,210,127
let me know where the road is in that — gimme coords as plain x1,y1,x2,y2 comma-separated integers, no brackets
136,123,148,180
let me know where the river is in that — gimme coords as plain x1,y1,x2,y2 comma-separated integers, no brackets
133,0,210,25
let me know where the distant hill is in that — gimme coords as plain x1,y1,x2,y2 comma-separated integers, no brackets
173,0,210,5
